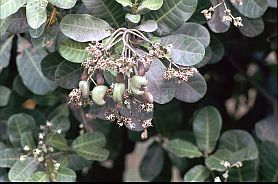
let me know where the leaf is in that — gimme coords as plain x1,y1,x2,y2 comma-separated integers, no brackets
0,86,11,107
59,38,88,63
145,0,198,36
74,146,109,161
8,113,35,145
145,59,175,104
194,46,213,68
184,165,210,182
50,115,70,134
28,172,50,182
8,157,40,182
115,0,132,7
47,133,69,151
208,36,224,64
20,132,36,150
26,0,47,29
82,0,125,28
137,0,163,13
161,34,205,66
0,0,26,19
173,22,210,47
166,139,203,158
193,106,222,154
174,72,207,103
125,13,141,23
7,9,29,33
232,0,268,18
54,60,83,89
61,154,93,171
228,160,259,182
0,148,20,168
29,22,46,39
205,149,233,171
60,14,113,42
136,20,158,33
57,167,76,182
219,130,259,161
72,132,107,149
208,0,230,33
16,37,57,95
259,141,278,182
41,51,65,81
255,115,278,144
0,17,11,38
139,142,164,181
267,0,277,8
0,36,14,68
239,17,264,37
48,0,77,9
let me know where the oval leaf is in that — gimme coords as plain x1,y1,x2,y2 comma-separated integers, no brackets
0,148,20,168
255,115,278,144
232,0,268,18
166,139,203,158
0,86,11,107
0,0,25,19
48,0,77,9
184,165,210,182
41,52,65,81
0,36,14,68
26,0,47,29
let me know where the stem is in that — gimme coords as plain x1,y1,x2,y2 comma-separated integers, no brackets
129,29,152,43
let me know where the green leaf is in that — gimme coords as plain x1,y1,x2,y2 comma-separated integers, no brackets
208,0,230,33
205,149,233,171
161,34,205,66
0,36,14,68
54,60,83,89
0,0,26,19
16,37,57,95
139,142,164,181
7,9,29,33
13,75,31,97
239,17,264,37
193,106,222,154
208,36,224,64
184,165,210,182
59,38,88,63
136,20,158,33
72,132,107,149
232,0,268,18
219,130,259,161
57,167,76,182
48,0,77,9
20,132,36,150
173,22,210,47
174,72,207,103
50,115,70,134
8,157,40,182
255,115,278,144
74,146,109,161
137,0,163,13
0,17,11,38
8,113,35,145
125,13,141,23
145,0,198,36
83,0,125,28
228,160,259,182
61,154,93,171
47,133,69,151
259,141,278,182
0,148,20,168
0,86,11,107
28,172,50,182
267,0,277,8
145,58,175,104
41,52,65,81
115,0,132,7
60,14,113,42
194,46,212,68
29,22,46,38
26,0,47,29
166,139,203,158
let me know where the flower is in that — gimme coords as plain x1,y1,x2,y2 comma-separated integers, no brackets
233,17,243,27
54,162,61,171
201,7,214,20
20,155,28,162
214,176,222,182
23,145,30,151
223,15,232,22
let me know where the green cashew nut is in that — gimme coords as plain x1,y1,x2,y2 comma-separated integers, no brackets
91,85,108,105
130,75,148,95
112,83,126,103
79,81,90,99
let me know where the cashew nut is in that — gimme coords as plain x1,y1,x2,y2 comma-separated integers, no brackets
79,81,90,99
112,83,126,103
91,85,108,105
130,75,148,95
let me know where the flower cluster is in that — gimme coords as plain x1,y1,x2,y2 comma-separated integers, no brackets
68,88,92,107
163,67,198,83
214,160,243,182
201,0,243,27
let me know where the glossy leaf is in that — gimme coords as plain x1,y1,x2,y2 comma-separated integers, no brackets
208,36,224,64
146,0,198,36
136,20,158,33
56,167,76,182
125,13,141,23
26,0,47,29
205,149,233,171
115,0,132,7
16,37,57,95
49,0,77,9
184,165,210,182
60,14,113,42
0,17,11,38
166,139,203,158
72,132,107,149
47,133,69,151
161,34,205,66
0,148,20,168
59,38,88,63
137,0,163,13
28,172,50,182
0,0,26,19
0,86,11,107
228,160,259,182
239,17,264,37
20,132,36,150
29,22,46,39
232,0,268,18
0,36,14,68
193,106,222,154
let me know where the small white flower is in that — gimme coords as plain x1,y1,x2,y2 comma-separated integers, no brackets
57,129,62,134
40,125,45,130
38,157,44,162
46,121,53,127
222,171,229,179
23,145,30,151
54,162,61,171
38,141,43,145
20,155,27,162
48,147,54,152
39,133,45,139
223,15,232,22
214,176,222,182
